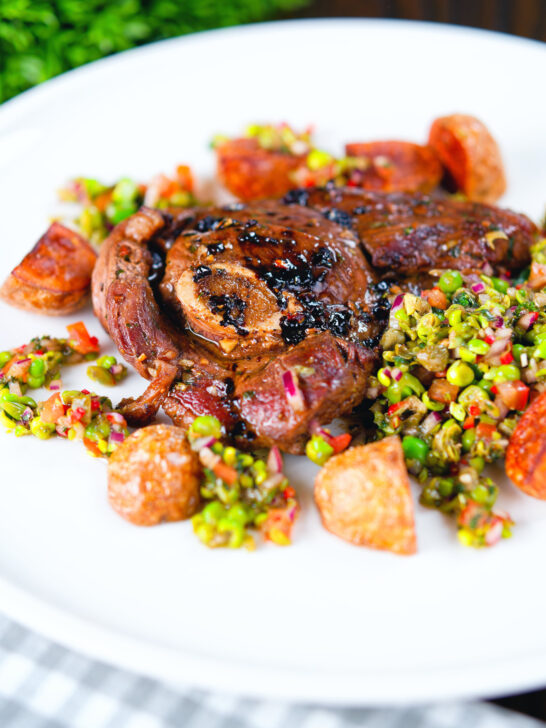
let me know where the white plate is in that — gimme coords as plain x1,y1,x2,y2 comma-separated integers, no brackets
1,19,546,706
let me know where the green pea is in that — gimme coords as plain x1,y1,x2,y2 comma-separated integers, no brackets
87,365,115,386
535,341,546,360
191,415,222,438
211,442,223,455
447,308,463,326
446,361,474,387
112,177,139,203
106,202,137,225
462,428,476,451
438,478,455,497
30,416,55,440
194,520,214,544
26,375,45,389
492,277,509,294
402,436,429,464
512,343,525,362
240,473,253,488
469,456,485,473
223,446,237,466
306,435,334,466
438,270,463,294
477,379,493,394
377,368,392,387
227,503,250,526
307,149,333,171
97,355,117,369
0,351,12,367
29,358,45,377
254,471,267,486
238,453,254,468
202,501,226,525
228,524,246,549
468,338,490,355
471,484,491,505
459,347,476,363
494,364,520,383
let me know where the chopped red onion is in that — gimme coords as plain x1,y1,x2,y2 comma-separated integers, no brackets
494,396,509,420
267,446,283,474
49,380,61,391
520,352,529,368
261,473,285,491
366,386,380,399
110,364,124,376
110,431,125,444
105,412,126,425
199,446,220,470
471,282,486,294
421,411,442,435
391,294,404,312
15,357,31,365
190,435,217,452
282,370,305,412
485,520,504,547
8,381,22,396
391,367,403,382
518,311,539,331
21,407,33,424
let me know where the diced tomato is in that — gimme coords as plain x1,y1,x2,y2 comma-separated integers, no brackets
83,438,103,457
421,287,448,310
176,165,194,192
468,404,481,417
388,400,407,415
66,322,99,355
490,384,498,395
41,392,66,424
496,380,530,411
212,461,238,485
463,417,475,430
476,422,497,441
500,349,514,365
4,357,30,381
329,433,352,453
283,486,296,499
484,335,495,345
93,190,113,213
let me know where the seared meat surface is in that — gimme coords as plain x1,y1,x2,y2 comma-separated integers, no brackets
283,186,536,277
92,187,538,452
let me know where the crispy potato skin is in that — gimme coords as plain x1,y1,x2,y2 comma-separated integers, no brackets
506,392,546,499
0,222,97,315
314,436,417,555
216,138,304,201
428,114,507,204
345,141,442,193
107,424,201,526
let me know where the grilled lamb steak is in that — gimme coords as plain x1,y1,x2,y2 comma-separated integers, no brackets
92,188,538,452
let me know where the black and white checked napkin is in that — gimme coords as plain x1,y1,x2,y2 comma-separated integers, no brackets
0,612,542,728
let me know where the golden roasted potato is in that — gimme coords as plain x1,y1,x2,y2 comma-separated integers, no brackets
107,424,201,526
314,436,417,555
506,391,546,499
428,114,506,203
0,222,97,315
216,137,304,201
345,141,442,193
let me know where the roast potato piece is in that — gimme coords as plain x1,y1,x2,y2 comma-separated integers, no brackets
428,114,506,203
108,424,201,526
506,391,546,499
314,436,417,555
344,141,442,194
0,222,97,315
216,137,305,201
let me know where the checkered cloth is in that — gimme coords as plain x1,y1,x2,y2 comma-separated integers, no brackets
0,613,542,728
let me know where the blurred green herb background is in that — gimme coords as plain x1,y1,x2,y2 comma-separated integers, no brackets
0,0,309,103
